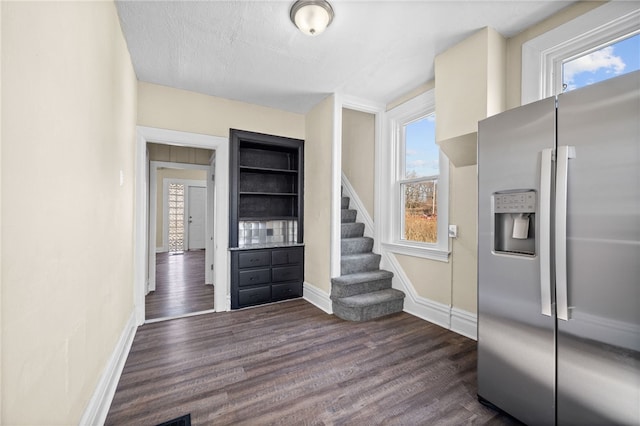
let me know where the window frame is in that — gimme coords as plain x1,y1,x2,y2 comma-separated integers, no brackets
382,90,450,261
522,2,640,104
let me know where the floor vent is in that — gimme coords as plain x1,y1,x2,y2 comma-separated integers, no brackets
156,413,191,426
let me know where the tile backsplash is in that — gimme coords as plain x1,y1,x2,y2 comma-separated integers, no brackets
238,220,298,247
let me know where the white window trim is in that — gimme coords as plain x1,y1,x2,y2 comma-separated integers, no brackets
382,90,450,262
522,1,640,105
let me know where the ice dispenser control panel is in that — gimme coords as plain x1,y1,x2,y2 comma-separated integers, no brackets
493,190,536,256
494,192,536,214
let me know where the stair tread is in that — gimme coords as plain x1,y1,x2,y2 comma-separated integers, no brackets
332,270,393,285
333,288,405,308
341,253,380,260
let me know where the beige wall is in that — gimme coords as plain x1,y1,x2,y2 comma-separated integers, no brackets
450,165,478,312
341,108,375,219
435,28,492,142
395,253,451,305
138,82,305,140
304,96,335,294
386,80,435,112
505,1,604,109
155,168,207,249
1,1,137,424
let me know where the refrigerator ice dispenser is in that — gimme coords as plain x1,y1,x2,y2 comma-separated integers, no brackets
493,190,536,256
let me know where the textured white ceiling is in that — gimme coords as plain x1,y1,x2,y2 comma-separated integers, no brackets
115,0,575,114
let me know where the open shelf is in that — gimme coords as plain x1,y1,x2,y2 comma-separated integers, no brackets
230,129,304,249
239,145,298,171
240,192,297,196
239,216,299,221
239,166,298,174
239,171,297,194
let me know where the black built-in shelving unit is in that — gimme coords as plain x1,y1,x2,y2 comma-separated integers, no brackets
229,129,304,309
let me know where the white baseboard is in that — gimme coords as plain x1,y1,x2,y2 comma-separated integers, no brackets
303,282,333,314
403,294,452,331
451,307,478,340
80,311,137,426
382,250,478,339
341,174,374,238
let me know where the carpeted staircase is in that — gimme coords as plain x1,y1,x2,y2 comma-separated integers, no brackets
331,190,405,321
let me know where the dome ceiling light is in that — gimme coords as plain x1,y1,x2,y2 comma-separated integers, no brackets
290,0,335,36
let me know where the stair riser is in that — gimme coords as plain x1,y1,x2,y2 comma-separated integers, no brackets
332,298,404,322
341,254,381,275
341,197,350,209
341,209,357,223
331,277,392,299
341,223,364,238
341,238,374,254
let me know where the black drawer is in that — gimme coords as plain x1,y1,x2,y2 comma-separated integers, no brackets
238,286,271,306
238,250,270,268
272,265,302,283
272,282,302,301
238,268,270,287
272,247,303,265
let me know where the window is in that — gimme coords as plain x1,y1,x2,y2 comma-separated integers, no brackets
168,183,185,253
562,32,640,92
522,2,640,104
401,115,438,243
383,90,449,261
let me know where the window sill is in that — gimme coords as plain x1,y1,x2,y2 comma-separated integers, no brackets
382,242,450,262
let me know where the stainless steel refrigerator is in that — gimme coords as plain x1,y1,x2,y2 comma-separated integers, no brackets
477,70,639,425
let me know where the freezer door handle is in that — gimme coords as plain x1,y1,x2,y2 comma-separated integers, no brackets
555,145,576,321
539,148,553,317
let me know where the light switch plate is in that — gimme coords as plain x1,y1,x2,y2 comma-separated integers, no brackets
448,224,458,238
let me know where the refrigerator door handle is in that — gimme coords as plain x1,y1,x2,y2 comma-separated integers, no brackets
555,145,576,321
539,148,553,317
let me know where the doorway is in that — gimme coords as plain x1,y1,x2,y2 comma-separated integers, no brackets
134,126,230,325
187,186,206,250
145,144,214,321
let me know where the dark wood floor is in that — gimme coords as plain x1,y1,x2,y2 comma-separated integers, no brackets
145,250,214,320
107,299,520,425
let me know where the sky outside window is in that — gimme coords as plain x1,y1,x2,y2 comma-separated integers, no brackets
404,114,438,179
563,32,640,92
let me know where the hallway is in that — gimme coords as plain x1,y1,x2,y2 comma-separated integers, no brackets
145,250,215,320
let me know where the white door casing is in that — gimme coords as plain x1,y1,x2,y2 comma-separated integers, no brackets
135,127,229,325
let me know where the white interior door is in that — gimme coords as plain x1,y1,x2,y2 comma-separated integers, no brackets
187,186,206,250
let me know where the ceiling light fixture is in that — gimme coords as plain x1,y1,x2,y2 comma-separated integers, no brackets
290,0,334,36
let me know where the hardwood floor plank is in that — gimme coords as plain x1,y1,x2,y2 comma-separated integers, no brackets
146,250,214,320
107,299,520,425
